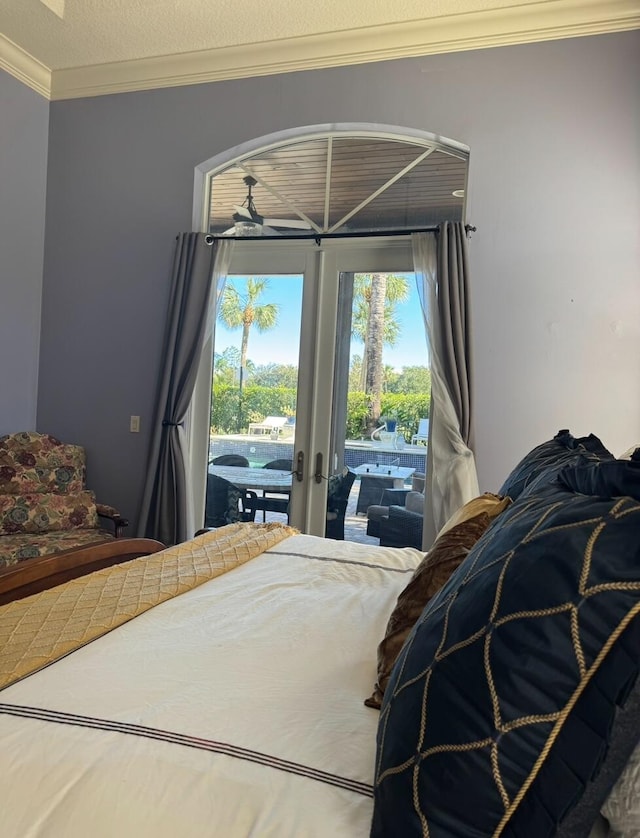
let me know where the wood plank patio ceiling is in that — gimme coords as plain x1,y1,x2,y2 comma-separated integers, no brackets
208,137,468,234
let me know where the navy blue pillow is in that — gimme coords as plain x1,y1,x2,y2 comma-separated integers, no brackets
371,482,640,838
498,429,614,501
559,457,640,501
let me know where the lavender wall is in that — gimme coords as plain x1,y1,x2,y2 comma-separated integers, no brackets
37,31,640,530
0,70,49,435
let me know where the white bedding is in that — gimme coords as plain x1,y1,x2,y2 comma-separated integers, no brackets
0,533,422,838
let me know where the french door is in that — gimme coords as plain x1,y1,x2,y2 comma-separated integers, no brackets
199,236,415,537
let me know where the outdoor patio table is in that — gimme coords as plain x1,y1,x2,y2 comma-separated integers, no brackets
353,464,415,515
209,465,292,494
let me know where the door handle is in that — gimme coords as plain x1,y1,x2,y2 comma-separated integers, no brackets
314,452,323,484
294,450,304,482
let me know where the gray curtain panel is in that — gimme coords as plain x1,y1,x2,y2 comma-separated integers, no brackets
137,233,218,546
437,221,474,450
413,224,479,548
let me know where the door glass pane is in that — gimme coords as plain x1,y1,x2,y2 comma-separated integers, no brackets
331,270,430,546
207,273,302,527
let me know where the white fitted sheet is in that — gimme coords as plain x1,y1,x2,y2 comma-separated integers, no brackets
0,533,422,838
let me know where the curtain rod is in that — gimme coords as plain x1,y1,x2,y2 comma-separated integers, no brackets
206,224,476,244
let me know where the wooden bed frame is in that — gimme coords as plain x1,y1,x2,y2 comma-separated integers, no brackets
0,538,165,605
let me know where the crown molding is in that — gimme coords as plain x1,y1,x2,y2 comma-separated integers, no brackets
2,0,638,101
0,33,51,99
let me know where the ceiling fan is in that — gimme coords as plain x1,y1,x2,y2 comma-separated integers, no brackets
223,175,312,236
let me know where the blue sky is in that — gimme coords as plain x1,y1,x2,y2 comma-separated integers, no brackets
215,274,428,370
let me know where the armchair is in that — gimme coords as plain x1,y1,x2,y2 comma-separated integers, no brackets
378,501,424,549
366,487,425,549
0,432,128,568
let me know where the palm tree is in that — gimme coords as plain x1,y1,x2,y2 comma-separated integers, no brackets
217,278,279,392
213,346,240,385
351,273,409,431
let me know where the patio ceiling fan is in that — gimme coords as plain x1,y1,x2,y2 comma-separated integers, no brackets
223,175,312,235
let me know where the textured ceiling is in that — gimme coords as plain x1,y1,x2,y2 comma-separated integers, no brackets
0,0,638,99
2,0,541,68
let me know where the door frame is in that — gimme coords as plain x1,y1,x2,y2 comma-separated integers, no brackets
190,236,415,535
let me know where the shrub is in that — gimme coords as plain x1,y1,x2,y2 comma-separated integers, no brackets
211,385,430,439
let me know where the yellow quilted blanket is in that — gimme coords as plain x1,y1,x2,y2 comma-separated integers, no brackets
0,522,296,691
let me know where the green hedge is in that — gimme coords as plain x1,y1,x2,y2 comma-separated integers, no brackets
212,385,430,440
346,392,431,440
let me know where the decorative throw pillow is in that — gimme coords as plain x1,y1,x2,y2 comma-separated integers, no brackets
559,455,640,501
365,512,494,710
0,431,86,494
436,492,512,538
371,481,640,838
498,429,614,501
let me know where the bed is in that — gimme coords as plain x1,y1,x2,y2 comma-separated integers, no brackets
1,431,639,837
0,524,424,837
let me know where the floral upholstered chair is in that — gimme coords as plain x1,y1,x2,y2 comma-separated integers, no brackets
0,432,128,568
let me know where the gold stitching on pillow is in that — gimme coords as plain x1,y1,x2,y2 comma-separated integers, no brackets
375,495,640,835
495,602,640,836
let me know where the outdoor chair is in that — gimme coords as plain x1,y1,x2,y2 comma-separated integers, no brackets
366,472,425,548
379,503,424,549
211,454,250,467
325,468,356,540
253,459,293,521
247,416,289,437
366,490,424,549
411,418,430,446
264,459,293,471
356,474,397,514
204,474,258,528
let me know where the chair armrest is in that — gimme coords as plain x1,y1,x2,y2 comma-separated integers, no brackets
96,503,129,538
379,505,423,549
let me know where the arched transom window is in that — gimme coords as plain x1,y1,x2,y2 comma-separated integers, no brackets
206,130,468,237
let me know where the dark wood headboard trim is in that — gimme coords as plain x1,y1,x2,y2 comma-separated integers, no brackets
0,538,165,605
